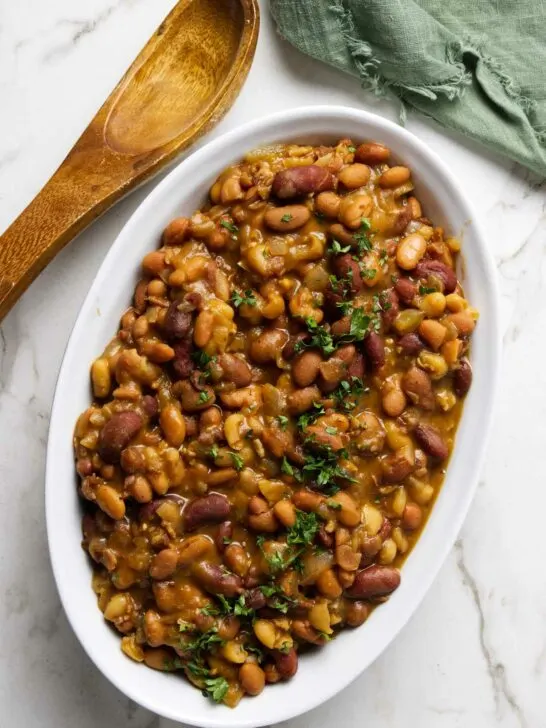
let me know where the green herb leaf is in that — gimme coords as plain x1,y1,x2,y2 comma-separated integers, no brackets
280,213,294,223
203,676,229,703
231,289,258,308
230,452,244,471
220,219,239,237
287,510,319,547
191,350,216,369
353,218,372,255
329,239,351,255
277,415,289,430
281,456,294,476
347,145,356,153
198,390,210,404
419,284,437,295
209,444,219,460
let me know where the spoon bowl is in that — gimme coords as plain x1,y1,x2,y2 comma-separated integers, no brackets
0,0,259,321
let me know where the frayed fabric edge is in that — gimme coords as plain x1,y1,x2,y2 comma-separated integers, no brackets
330,0,546,144
329,0,471,109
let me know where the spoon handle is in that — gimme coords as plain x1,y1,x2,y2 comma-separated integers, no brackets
0,136,120,320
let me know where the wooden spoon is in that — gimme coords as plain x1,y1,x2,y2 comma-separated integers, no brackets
0,0,259,321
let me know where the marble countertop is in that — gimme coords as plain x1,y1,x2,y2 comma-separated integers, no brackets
1,1,545,726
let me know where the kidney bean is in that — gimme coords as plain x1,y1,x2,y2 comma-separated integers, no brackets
381,288,399,331
333,254,363,293
415,260,457,293
317,524,334,549
347,352,365,379
264,205,311,232
245,587,267,610
162,302,192,340
215,521,233,552
401,366,435,410
272,165,334,199
172,340,194,380
414,423,449,460
363,331,385,370
218,353,253,388
394,277,417,306
397,332,424,356
184,493,231,531
98,411,143,463
345,565,401,599
272,647,298,679
453,358,472,397
192,561,243,597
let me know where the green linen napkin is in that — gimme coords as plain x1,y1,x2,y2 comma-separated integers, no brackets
270,0,546,176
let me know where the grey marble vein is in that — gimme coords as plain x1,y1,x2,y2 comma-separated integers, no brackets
455,540,528,728
43,0,143,61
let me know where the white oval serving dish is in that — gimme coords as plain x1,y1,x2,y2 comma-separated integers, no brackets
46,105,500,728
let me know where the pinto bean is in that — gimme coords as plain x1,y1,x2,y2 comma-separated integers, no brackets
272,648,299,679
184,493,231,531
218,354,253,387
292,351,322,387
396,233,426,270
402,502,423,530
333,254,363,293
344,600,370,627
401,367,435,410
192,561,243,597
378,166,411,189
414,423,449,460
363,332,385,370
272,165,334,199
264,205,310,232
355,142,390,166
162,302,192,340
250,329,289,364
381,447,415,483
149,549,178,580
176,379,215,411
315,191,340,218
397,332,424,356
415,260,457,293
394,277,417,306
345,565,401,599
338,163,370,189
98,411,143,463
453,358,472,397
390,204,413,236
287,385,321,415
239,663,266,696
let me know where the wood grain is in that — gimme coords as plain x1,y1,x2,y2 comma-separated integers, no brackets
0,0,259,322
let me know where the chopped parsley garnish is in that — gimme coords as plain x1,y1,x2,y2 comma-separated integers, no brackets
287,510,320,547
277,415,289,430
231,289,257,308
327,499,342,510
329,239,351,255
347,145,356,153
208,444,219,460
280,213,294,223
379,248,389,265
333,377,367,412
230,452,244,471
220,219,239,241
259,583,297,614
183,627,225,656
348,307,372,341
353,218,372,255
419,284,437,295
301,449,354,491
297,402,325,430
256,535,304,574
191,350,216,369
281,456,295,476
295,316,336,356
360,266,377,280
203,676,229,703
198,391,210,404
